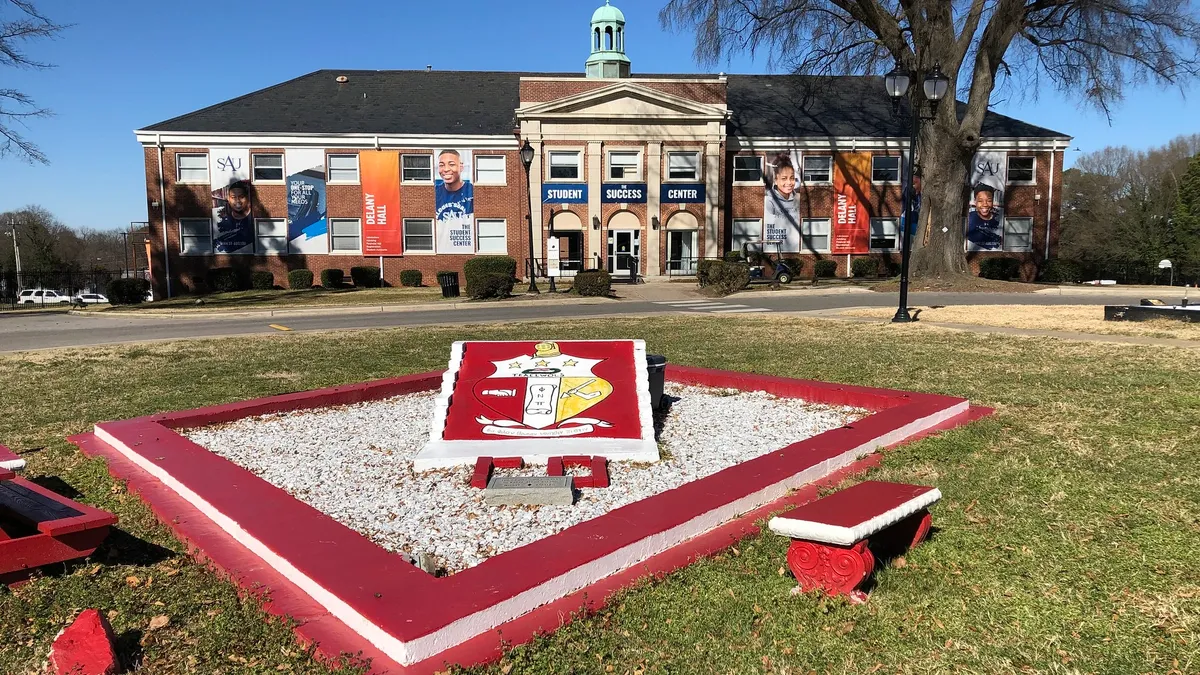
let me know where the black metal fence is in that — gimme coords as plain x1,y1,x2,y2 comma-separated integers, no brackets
666,257,702,276
1,270,131,309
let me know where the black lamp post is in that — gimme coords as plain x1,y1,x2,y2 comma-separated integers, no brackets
519,140,540,294
885,62,949,322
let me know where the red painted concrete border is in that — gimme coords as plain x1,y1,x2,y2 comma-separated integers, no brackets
76,366,984,672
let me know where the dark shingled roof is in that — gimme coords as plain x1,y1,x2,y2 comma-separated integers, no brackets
141,69,1068,140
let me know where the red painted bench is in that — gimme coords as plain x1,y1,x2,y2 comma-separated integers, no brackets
768,481,940,603
0,466,118,585
0,443,26,472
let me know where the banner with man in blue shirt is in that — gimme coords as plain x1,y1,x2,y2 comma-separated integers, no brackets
435,149,475,253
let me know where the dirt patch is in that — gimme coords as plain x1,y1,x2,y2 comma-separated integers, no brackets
870,277,1052,293
840,304,1200,340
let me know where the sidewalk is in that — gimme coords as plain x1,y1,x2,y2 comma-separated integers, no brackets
792,308,1200,349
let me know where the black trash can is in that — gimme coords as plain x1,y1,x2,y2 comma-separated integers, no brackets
646,354,667,410
437,271,460,298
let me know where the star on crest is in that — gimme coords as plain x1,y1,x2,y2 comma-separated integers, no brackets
534,360,550,367
508,360,522,369
562,359,579,367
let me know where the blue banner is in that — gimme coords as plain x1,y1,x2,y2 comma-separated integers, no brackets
663,184,705,203
286,148,328,254
542,184,588,203
601,183,647,203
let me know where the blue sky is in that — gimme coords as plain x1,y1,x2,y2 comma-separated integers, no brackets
1,0,1197,231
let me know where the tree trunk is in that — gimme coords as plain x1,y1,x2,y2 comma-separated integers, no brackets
910,117,975,279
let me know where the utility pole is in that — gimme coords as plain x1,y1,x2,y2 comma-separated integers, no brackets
7,217,21,279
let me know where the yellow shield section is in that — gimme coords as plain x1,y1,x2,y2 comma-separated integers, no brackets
555,377,613,423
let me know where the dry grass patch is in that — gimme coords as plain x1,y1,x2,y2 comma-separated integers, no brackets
841,304,1200,340
870,277,1052,293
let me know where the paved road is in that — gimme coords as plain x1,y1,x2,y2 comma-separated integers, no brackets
0,290,1152,353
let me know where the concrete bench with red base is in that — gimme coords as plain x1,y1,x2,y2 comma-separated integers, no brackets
0,448,118,585
768,481,940,603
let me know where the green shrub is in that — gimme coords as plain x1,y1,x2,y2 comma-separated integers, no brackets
105,278,150,305
1039,258,1082,283
706,261,751,296
696,259,720,286
207,267,245,293
723,251,743,262
813,259,837,278
350,266,382,288
850,257,879,278
287,269,314,290
464,256,517,297
250,271,275,290
469,272,514,300
979,257,1022,280
399,269,423,287
573,269,612,297
319,269,344,288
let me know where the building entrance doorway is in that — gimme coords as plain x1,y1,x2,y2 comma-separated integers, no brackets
550,231,583,277
667,230,698,275
607,230,640,277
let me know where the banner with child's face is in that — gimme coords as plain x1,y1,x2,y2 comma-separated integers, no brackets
966,151,1006,252
435,149,475,253
209,149,254,254
762,150,802,252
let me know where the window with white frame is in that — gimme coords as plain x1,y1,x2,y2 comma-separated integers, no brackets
255,218,287,254
802,218,832,252
802,155,832,183
252,154,283,182
731,219,762,252
402,154,433,182
608,150,641,180
1003,217,1033,251
869,218,900,251
327,154,359,183
403,218,434,252
329,218,361,252
548,150,581,180
176,154,209,183
871,156,901,182
180,218,212,255
1007,156,1036,184
477,219,507,254
474,155,506,185
733,155,763,183
667,151,701,180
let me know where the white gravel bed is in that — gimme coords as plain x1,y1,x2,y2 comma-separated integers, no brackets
183,384,865,574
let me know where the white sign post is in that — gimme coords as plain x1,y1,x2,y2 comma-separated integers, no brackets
1160,259,1173,287
546,237,560,292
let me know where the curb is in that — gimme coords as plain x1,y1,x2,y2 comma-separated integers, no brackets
70,295,620,320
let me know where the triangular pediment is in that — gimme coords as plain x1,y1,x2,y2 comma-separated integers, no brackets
519,81,726,119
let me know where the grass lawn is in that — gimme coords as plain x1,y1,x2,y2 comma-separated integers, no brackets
842,304,1200,341
1,317,1198,673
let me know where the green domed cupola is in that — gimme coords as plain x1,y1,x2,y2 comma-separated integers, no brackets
586,1,631,78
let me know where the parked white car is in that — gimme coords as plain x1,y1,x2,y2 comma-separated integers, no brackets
17,289,71,305
71,292,110,305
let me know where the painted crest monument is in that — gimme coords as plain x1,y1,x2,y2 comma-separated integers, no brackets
415,339,658,470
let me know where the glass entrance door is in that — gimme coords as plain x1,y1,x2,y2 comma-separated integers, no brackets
607,230,640,276
667,230,698,275
553,232,583,277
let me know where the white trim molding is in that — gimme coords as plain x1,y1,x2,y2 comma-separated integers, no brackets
136,131,519,149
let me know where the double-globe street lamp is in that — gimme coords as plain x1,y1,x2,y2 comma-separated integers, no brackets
519,140,540,294
884,62,950,322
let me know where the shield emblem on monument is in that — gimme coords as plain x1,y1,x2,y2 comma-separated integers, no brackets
472,342,614,435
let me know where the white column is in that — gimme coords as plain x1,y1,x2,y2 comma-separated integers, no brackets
530,140,544,260
587,141,603,268
645,141,662,277
704,142,721,258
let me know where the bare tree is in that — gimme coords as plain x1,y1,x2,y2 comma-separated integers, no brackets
661,0,1200,278
1,0,66,164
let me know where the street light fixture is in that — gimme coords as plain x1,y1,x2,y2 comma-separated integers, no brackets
519,139,539,294
885,61,949,323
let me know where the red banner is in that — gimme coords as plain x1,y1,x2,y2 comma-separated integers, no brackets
361,150,402,255
831,153,871,254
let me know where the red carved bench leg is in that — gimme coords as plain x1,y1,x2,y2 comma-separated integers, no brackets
785,539,875,604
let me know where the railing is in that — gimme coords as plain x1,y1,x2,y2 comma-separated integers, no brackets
535,258,585,279
666,257,703,276
1,270,134,308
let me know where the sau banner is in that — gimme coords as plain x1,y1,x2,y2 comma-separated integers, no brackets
209,149,253,254
762,151,802,251
966,151,1007,251
435,149,474,253
831,153,871,254
286,149,328,254
360,150,402,255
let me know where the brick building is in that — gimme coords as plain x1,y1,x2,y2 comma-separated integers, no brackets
136,2,1070,297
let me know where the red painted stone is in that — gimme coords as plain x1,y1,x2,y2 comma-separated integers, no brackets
492,457,524,469
546,457,564,477
470,457,492,489
589,456,609,489
0,468,13,482
47,608,119,675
